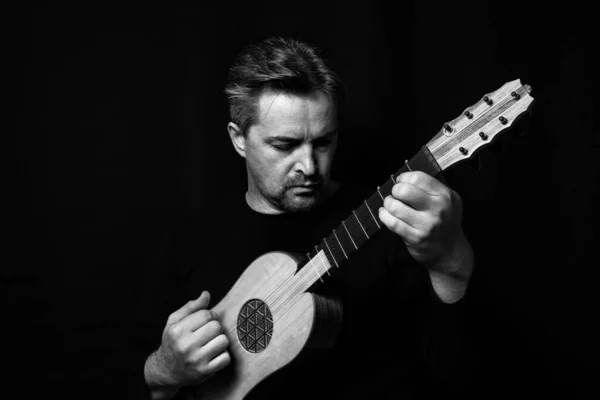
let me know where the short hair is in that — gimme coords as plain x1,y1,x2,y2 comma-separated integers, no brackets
225,36,346,136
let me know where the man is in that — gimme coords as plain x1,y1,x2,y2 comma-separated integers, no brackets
141,36,474,400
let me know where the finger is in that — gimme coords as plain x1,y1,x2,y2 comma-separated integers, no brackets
207,351,231,373
168,291,211,324
197,334,230,363
379,207,421,244
396,171,447,196
192,319,224,346
383,196,421,228
391,182,433,211
179,309,218,333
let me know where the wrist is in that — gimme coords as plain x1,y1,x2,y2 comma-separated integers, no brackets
144,351,182,400
432,233,474,280
428,234,474,303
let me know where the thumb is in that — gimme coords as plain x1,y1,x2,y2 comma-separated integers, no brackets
168,291,211,324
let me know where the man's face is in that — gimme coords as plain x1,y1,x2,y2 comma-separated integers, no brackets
235,90,338,213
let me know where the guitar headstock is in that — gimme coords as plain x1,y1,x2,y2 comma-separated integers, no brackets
426,79,534,171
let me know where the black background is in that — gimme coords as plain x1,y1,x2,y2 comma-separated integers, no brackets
11,2,596,399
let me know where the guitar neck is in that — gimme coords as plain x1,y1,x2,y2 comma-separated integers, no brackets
296,79,534,292
297,146,442,292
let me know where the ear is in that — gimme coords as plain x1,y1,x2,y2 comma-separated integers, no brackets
228,122,246,158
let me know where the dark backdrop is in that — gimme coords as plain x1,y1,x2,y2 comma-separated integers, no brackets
11,2,596,399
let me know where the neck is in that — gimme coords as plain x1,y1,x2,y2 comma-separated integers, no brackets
245,191,283,215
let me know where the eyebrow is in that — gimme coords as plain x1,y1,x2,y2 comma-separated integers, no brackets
267,129,338,142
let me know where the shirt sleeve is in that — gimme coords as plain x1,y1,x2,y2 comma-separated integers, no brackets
385,229,477,398
420,259,477,398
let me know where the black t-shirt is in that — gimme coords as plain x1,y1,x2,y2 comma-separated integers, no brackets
132,183,467,399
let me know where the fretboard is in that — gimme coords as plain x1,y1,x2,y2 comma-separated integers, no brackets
296,79,535,291
297,145,442,292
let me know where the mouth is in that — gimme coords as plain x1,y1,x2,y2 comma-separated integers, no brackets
290,185,319,194
292,185,317,190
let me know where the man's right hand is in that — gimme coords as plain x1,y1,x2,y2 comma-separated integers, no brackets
144,291,231,400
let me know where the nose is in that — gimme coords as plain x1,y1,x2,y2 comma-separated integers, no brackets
295,144,317,177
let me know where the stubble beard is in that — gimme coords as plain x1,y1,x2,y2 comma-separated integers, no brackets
266,179,324,213
276,188,322,212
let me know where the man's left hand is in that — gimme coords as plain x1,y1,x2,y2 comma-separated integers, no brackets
378,171,473,282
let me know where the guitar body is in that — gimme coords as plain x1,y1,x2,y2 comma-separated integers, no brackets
188,251,343,400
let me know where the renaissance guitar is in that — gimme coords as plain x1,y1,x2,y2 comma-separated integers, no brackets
189,79,535,399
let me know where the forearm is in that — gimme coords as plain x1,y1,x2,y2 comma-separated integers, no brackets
428,235,474,304
144,351,182,400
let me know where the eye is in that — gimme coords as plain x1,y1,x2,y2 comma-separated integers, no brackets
272,143,295,152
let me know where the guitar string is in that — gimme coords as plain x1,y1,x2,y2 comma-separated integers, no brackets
252,254,313,320
243,223,348,314
223,245,346,358
271,249,330,315
250,193,385,310
224,245,334,344
221,253,303,339
267,254,333,336
267,254,326,322
265,235,343,317
224,250,328,340
224,279,309,357
248,251,318,311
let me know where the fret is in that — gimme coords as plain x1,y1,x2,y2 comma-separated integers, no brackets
332,229,348,259
341,220,358,250
356,203,380,237
367,191,384,212
322,236,339,268
379,179,395,198
376,186,384,201
403,146,441,177
344,214,369,248
363,200,380,229
353,210,369,239
335,225,357,258
326,232,347,264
